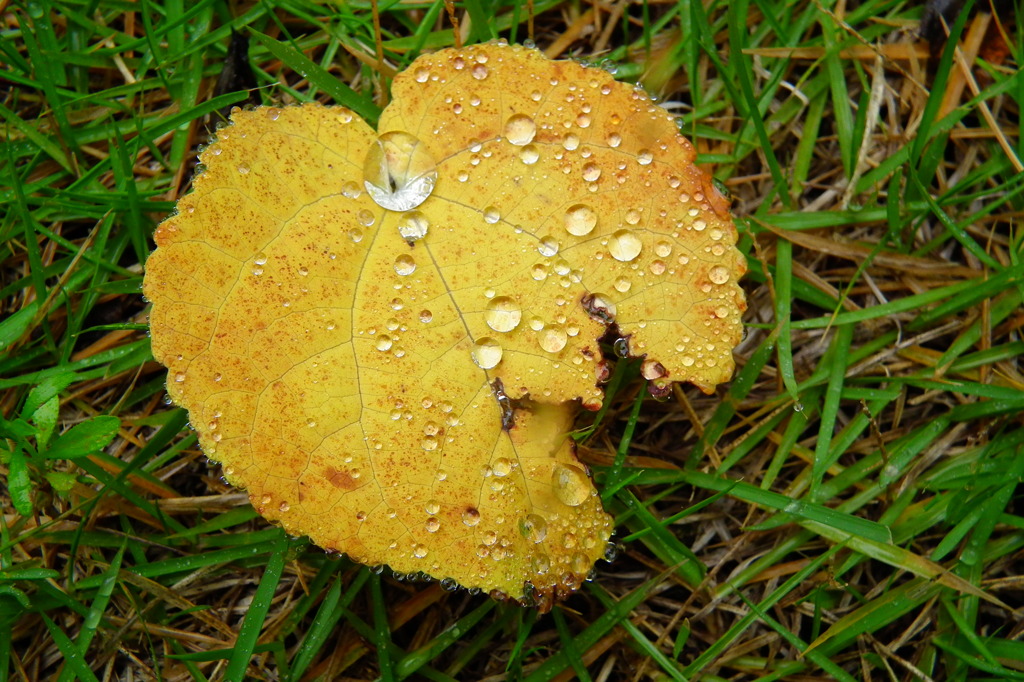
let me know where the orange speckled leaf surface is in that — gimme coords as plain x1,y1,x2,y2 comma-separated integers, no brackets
143,43,746,607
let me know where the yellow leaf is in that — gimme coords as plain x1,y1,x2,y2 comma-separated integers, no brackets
143,43,746,608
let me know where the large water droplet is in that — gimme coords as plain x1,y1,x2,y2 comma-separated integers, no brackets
519,514,548,543
709,265,731,284
552,463,592,506
519,145,540,165
485,296,522,332
363,131,438,211
397,211,429,242
564,204,597,236
637,149,653,165
582,163,601,182
471,337,503,369
609,229,643,261
539,326,568,353
538,236,559,257
504,114,537,145
641,359,668,380
463,508,481,526
492,457,512,477
394,254,417,276
341,181,361,198
582,293,617,321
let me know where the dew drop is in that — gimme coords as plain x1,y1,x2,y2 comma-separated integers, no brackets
425,517,441,532
564,204,597,236
563,134,580,151
363,131,438,211
413,544,428,558
519,144,540,165
485,296,522,332
614,276,632,293
357,209,375,226
641,359,668,380
709,265,731,284
341,181,362,198
584,293,617,320
650,259,666,275
552,463,592,506
376,335,393,352
607,132,622,147
625,208,642,225
492,458,512,477
609,229,643,262
531,263,548,281
504,114,537,145
472,64,488,79
655,240,673,257
637,149,653,165
397,211,429,242
519,514,548,543
483,206,501,224
463,508,481,526
582,163,601,182
394,254,416,276
537,235,560,257
539,325,568,353
471,337,503,369
419,309,433,323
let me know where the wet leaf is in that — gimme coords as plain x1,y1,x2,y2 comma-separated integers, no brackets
143,43,746,607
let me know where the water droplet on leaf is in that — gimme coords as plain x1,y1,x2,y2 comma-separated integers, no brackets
504,114,537,145
397,211,429,242
364,131,438,211
394,254,417,276
471,338,503,369
609,229,643,261
552,464,591,506
485,297,522,332
564,204,597,236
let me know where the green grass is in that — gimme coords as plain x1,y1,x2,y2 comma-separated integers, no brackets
2,0,1023,680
